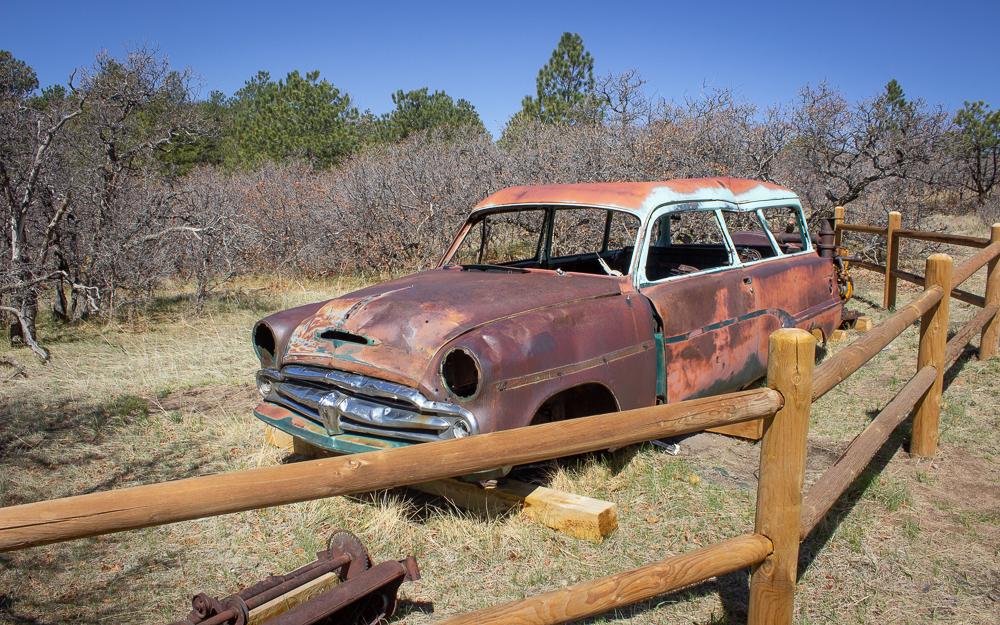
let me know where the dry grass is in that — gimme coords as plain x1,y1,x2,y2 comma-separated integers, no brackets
1,242,998,624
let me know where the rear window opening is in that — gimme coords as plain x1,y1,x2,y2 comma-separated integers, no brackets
722,209,780,263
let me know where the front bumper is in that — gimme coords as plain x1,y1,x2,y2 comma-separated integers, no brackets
255,401,412,454
253,364,478,454
255,401,511,480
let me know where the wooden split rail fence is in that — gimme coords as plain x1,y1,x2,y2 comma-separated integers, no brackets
0,221,997,624
835,205,1000,316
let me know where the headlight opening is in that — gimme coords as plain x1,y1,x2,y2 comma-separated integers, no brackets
441,348,480,399
253,323,277,368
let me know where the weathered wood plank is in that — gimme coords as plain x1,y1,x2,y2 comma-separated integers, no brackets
247,572,340,625
263,425,295,452
707,418,764,440
412,478,617,542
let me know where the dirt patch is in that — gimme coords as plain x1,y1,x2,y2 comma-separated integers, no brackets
677,426,849,493
152,383,258,415
905,452,1000,536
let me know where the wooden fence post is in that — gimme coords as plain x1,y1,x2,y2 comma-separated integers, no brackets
884,211,902,309
980,224,1000,359
911,254,952,457
749,329,815,625
833,206,845,251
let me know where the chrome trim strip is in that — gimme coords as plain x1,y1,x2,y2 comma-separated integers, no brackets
338,418,445,443
268,393,321,422
261,365,480,442
274,382,327,410
278,364,479,432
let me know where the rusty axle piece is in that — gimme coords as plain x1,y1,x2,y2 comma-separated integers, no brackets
170,531,419,625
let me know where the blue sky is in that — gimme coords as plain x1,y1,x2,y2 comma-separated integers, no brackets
2,0,998,135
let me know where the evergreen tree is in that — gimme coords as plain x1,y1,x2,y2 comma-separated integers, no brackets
952,100,1000,204
0,50,39,100
517,32,599,125
226,70,359,169
160,91,229,174
376,87,484,142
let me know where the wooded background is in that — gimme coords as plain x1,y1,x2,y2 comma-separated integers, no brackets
2,33,999,361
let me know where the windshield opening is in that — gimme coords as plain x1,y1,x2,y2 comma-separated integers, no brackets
446,206,640,276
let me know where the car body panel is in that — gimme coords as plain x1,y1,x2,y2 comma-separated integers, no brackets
252,178,844,457
282,268,627,390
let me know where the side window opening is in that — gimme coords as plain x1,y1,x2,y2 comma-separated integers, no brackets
644,210,732,282
550,207,608,259
549,208,640,276
722,210,779,263
760,206,809,254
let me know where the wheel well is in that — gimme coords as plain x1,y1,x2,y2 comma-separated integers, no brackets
531,383,620,425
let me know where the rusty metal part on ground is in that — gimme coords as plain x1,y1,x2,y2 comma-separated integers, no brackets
169,530,419,625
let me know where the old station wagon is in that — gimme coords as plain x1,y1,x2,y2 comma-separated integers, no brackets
252,178,848,470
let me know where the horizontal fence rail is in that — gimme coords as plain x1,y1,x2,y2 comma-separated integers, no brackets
836,206,999,312
436,534,773,625
839,223,887,235
0,388,781,552
849,259,985,307
811,286,943,400
839,222,990,248
951,241,1000,288
945,303,999,367
894,228,990,248
800,365,937,537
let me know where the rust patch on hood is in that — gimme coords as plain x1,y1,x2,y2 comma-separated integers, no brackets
284,268,624,386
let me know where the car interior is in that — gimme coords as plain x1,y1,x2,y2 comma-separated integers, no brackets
450,204,809,279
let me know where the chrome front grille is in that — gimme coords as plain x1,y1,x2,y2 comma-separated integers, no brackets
260,365,477,443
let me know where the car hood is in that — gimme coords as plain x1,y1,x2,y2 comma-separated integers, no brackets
282,267,624,387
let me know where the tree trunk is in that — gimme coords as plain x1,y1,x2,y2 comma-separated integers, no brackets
51,277,69,321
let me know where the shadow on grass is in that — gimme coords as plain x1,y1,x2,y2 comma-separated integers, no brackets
797,422,907,578
0,390,239,625
27,286,276,351
847,293,882,311
942,347,977,391
0,537,186,625
0,392,222,505
797,347,977,580
141,288,273,318
393,598,436,619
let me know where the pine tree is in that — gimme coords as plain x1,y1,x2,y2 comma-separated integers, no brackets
226,70,359,169
376,87,485,142
518,32,599,125
952,100,1000,204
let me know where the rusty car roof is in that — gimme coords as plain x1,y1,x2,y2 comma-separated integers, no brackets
474,177,798,217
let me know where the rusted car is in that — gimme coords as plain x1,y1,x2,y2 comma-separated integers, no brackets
252,178,847,470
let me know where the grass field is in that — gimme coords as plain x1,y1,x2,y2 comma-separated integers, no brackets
1,240,998,624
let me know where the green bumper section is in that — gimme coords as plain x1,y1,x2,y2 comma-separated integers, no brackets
254,402,412,455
